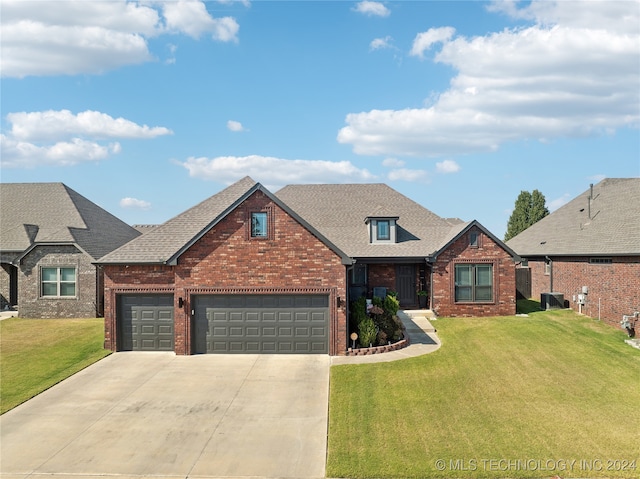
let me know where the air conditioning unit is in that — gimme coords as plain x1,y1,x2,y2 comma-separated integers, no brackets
541,292,565,310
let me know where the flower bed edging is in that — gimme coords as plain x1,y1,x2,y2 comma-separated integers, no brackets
345,325,410,356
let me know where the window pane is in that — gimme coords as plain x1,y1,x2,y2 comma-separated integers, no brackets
476,265,492,286
455,286,472,302
60,283,76,297
60,268,76,282
377,220,390,240
455,265,472,286
42,268,58,282
42,283,58,296
251,212,267,237
475,286,492,301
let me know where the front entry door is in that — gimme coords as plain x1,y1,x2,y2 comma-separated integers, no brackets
396,265,416,307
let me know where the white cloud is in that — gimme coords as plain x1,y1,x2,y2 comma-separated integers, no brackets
435,159,460,174
382,158,404,167
162,0,239,41
1,109,171,168
227,120,246,132
120,197,152,209
8,110,172,141
0,134,119,168
1,0,239,78
387,168,428,182
370,36,393,51
180,155,376,187
338,1,640,158
547,193,571,212
409,27,455,59
353,1,390,17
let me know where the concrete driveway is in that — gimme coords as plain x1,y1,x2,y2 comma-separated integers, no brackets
1,352,329,479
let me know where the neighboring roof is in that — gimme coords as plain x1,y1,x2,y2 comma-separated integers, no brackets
98,177,351,265
275,183,459,259
506,178,640,256
0,183,140,261
133,224,159,234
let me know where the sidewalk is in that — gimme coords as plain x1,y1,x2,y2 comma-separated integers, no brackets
331,310,441,365
0,310,18,320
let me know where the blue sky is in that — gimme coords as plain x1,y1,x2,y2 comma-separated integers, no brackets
1,0,639,239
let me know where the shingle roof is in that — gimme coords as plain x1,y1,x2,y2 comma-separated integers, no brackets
506,178,640,256
275,183,460,258
0,183,140,260
98,177,260,264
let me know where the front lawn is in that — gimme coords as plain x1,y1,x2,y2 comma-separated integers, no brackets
0,318,110,414
328,307,640,478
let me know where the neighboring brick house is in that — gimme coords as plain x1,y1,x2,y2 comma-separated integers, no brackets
0,183,141,318
506,178,640,330
98,177,517,355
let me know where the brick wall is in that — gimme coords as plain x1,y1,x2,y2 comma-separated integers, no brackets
528,256,640,329
102,264,174,351
368,264,395,292
103,190,348,355
18,245,98,318
0,263,11,309
432,227,516,317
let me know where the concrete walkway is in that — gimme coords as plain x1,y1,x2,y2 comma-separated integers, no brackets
331,310,441,365
0,310,18,320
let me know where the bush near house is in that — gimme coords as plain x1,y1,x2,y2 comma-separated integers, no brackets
350,294,403,348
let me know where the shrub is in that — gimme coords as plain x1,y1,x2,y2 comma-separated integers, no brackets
383,294,400,316
350,297,367,327
358,317,377,348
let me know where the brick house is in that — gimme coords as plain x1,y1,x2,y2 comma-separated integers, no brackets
506,178,640,330
97,177,517,355
0,183,141,318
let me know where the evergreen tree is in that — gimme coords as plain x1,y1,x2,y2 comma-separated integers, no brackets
504,189,549,241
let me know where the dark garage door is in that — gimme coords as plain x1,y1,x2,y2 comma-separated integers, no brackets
118,294,174,351
193,294,329,354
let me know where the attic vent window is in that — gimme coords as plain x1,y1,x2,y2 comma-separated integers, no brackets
251,212,268,238
589,258,612,265
469,231,479,248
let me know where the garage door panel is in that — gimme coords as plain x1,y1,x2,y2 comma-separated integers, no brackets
263,327,277,336
193,294,328,354
118,294,174,352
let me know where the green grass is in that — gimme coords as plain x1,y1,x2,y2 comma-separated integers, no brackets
327,306,640,479
0,318,111,414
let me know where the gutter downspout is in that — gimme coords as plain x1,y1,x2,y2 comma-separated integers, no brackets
345,260,355,351
546,256,553,292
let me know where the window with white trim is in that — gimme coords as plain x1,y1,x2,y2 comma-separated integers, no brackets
455,264,493,302
41,267,76,297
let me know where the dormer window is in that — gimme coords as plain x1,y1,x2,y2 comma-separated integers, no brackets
377,220,390,240
366,216,398,244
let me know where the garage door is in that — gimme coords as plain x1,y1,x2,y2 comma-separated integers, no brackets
193,294,329,354
118,294,174,351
